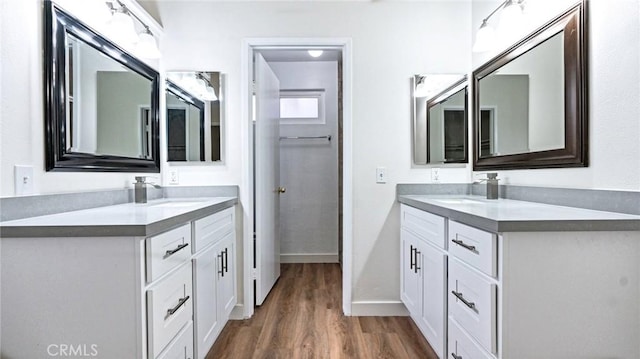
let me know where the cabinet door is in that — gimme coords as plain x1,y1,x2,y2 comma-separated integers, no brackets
416,241,447,359
401,229,422,317
217,231,236,321
193,244,220,359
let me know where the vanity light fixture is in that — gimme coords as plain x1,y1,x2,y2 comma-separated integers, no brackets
168,72,218,101
197,73,219,101
472,0,526,53
105,0,161,59
308,50,323,58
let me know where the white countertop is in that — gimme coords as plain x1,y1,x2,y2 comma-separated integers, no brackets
0,197,237,237
398,195,640,232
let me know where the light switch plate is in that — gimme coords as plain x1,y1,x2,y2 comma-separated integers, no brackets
169,168,180,185
431,168,440,183
376,167,387,184
14,165,35,195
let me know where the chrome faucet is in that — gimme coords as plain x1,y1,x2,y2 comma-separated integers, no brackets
134,176,161,204
475,173,499,200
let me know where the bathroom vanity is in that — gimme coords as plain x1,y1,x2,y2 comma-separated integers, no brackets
398,194,640,359
0,197,237,359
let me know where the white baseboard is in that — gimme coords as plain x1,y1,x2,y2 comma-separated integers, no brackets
350,301,409,316
280,253,339,263
229,304,245,320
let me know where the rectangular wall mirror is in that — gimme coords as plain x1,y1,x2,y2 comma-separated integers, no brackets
412,74,468,165
473,2,587,170
166,72,223,162
44,0,160,172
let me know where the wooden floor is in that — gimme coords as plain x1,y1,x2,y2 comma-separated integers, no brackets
207,263,437,359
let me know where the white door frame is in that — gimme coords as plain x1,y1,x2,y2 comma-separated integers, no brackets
240,38,353,318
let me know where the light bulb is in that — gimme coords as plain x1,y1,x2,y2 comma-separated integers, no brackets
182,73,198,92
108,7,138,47
308,50,323,58
136,29,160,59
205,86,218,101
472,21,497,53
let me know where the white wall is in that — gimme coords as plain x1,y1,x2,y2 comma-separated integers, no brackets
270,61,339,259
472,0,640,190
151,0,472,306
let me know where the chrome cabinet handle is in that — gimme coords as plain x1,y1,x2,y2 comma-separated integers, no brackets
414,249,421,274
218,252,224,277
451,290,476,310
164,242,189,259
451,353,463,359
452,239,476,252
223,248,229,273
166,295,190,317
409,245,415,270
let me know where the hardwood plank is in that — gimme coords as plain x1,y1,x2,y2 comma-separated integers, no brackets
206,263,436,359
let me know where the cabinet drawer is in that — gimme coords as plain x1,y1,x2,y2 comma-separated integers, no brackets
148,263,193,359
193,207,234,253
448,259,497,354
147,224,192,282
401,204,446,249
448,318,494,359
156,321,194,359
448,220,497,277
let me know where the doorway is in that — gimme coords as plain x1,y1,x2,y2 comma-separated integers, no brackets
242,38,353,318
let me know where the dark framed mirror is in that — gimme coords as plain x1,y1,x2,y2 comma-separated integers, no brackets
165,80,205,161
44,0,160,172
412,74,468,165
165,71,223,162
426,77,468,164
472,2,587,170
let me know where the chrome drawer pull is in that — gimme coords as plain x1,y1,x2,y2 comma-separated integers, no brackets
451,290,476,310
166,295,190,318
452,239,476,252
451,353,463,359
164,243,189,259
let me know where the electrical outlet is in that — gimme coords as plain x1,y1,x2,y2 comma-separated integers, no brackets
169,168,179,185
431,168,440,183
14,165,35,195
376,167,387,184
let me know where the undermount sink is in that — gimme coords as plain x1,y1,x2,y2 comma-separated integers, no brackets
430,198,485,205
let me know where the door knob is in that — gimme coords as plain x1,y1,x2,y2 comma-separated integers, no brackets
277,187,286,193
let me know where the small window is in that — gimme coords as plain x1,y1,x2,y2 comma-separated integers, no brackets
279,90,325,125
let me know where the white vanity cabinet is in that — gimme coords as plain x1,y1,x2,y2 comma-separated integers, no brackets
0,199,237,359
400,200,640,359
192,207,236,359
400,205,447,359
